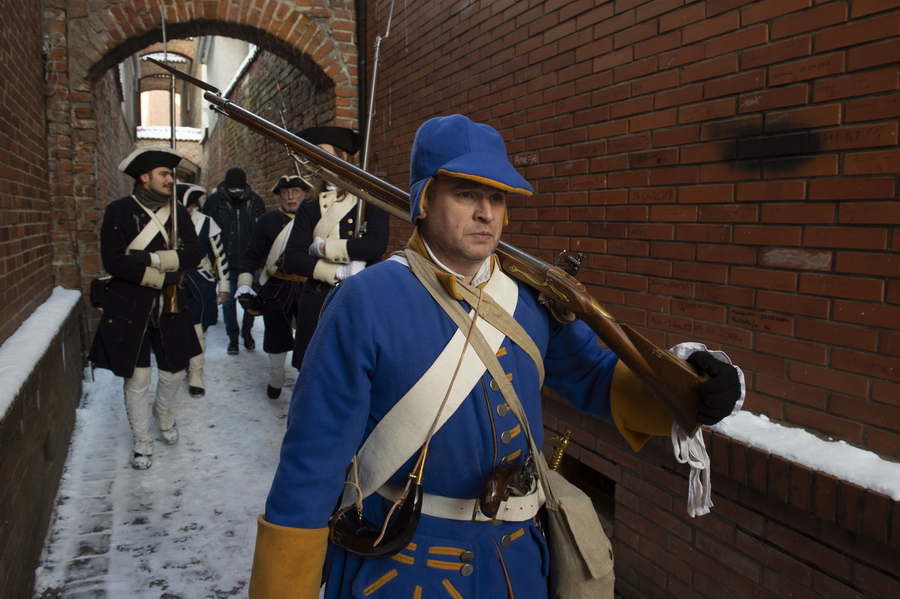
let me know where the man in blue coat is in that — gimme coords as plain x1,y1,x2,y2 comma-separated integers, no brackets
249,116,742,598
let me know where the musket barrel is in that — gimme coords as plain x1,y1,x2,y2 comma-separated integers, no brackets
195,85,704,435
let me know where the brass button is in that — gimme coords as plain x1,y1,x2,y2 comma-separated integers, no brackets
461,563,474,576
460,551,474,563
492,519,502,527
501,534,511,547
490,379,500,392
347,230,354,236
496,404,509,417
501,431,511,444
348,218,354,224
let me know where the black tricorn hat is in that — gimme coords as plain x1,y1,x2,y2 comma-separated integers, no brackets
298,126,364,156
118,146,183,179
176,183,206,208
271,174,312,194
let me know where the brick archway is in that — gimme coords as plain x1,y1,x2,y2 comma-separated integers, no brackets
44,0,358,314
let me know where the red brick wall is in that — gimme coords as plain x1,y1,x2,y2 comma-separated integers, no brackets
367,0,900,458
0,302,83,599
202,50,337,209
42,0,360,321
0,0,55,346
365,1,900,597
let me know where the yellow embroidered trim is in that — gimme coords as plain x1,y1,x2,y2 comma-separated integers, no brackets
413,586,423,599
391,552,415,565
442,579,464,599
363,569,398,595
428,546,466,556
427,559,464,570
506,372,513,381
496,346,507,357
503,449,522,462
510,528,525,542
507,424,521,439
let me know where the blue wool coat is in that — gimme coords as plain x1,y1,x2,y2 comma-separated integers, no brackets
265,256,619,598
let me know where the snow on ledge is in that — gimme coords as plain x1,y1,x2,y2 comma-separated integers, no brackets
713,411,900,501
137,126,204,141
0,287,82,421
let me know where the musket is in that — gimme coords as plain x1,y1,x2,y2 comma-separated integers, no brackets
147,58,705,436
274,82,306,179
355,0,397,237
160,11,180,314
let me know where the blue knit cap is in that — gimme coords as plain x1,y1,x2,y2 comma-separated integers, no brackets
408,115,533,224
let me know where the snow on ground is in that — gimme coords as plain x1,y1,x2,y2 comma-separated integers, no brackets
25,290,900,597
33,311,295,599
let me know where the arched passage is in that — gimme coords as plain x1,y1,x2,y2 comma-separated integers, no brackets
44,0,359,316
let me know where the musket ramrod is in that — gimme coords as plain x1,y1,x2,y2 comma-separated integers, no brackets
147,59,706,436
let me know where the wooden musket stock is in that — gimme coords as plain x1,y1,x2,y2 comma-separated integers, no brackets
150,58,703,436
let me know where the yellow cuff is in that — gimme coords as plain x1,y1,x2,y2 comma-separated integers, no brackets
249,515,329,599
610,360,673,451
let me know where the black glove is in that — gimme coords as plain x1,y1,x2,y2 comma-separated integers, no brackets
687,351,741,426
163,272,181,285
128,249,152,266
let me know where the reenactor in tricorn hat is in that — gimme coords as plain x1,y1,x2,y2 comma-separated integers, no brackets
88,146,202,470
235,174,312,399
279,126,391,370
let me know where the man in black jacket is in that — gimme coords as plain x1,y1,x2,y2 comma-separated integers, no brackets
202,167,266,354
89,146,202,470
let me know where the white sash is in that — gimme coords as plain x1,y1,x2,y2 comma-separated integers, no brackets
341,267,520,508
313,190,357,241
127,197,171,252
260,216,295,286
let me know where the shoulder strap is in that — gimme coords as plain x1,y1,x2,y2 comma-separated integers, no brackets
313,191,356,240
260,216,294,286
127,197,170,251
340,252,520,508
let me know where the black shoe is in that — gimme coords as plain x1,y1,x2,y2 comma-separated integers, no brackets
243,332,256,350
227,339,239,355
267,385,282,399
189,386,205,398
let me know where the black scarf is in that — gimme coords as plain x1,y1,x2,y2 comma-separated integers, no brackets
133,184,170,212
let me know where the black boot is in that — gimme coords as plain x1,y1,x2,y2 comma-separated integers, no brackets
267,385,282,399
189,386,205,398
243,331,256,350
227,339,239,355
